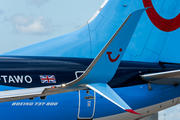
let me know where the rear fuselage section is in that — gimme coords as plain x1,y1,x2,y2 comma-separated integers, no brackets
0,56,179,88
0,56,179,120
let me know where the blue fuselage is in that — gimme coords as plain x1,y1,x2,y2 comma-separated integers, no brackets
0,56,179,120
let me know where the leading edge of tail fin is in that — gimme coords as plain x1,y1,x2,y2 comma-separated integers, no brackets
66,8,146,86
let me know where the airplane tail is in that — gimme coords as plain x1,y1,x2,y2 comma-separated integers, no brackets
2,0,180,63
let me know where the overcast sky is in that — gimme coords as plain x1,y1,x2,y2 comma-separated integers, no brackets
0,0,179,119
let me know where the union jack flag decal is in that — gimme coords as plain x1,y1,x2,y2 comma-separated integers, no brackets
40,75,56,83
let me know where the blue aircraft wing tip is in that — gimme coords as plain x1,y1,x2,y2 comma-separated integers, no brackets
64,8,146,88
129,8,148,19
81,8,146,81
86,83,141,115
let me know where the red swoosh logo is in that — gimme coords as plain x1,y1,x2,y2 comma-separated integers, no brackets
107,48,122,62
107,52,120,62
143,0,180,32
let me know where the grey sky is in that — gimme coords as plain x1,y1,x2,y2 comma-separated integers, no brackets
0,0,179,119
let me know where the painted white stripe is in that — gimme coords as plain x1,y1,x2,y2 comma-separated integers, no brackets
100,0,109,9
88,0,109,23
86,84,125,110
88,10,100,23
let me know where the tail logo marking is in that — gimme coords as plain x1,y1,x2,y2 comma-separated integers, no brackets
143,0,180,32
106,48,122,62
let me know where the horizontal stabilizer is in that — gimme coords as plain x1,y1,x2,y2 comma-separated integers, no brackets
0,84,75,103
141,69,180,85
0,88,43,99
86,83,140,115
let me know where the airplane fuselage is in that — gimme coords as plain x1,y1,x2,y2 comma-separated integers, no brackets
0,56,176,88
0,56,179,120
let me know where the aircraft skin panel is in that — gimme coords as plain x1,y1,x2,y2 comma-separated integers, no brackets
124,0,180,62
159,29,180,63
0,54,179,118
94,97,177,120
161,0,179,16
0,58,172,88
0,56,172,88
0,83,179,120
